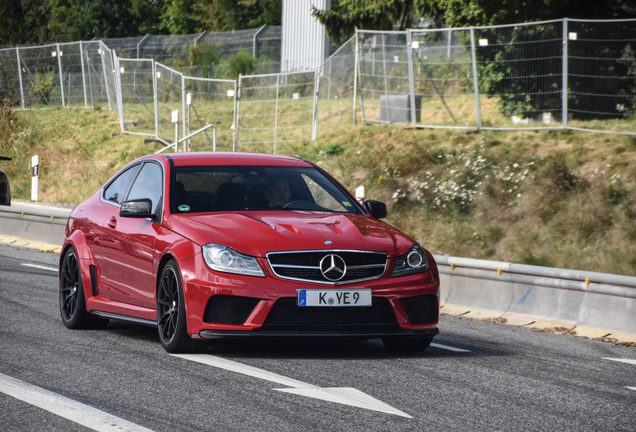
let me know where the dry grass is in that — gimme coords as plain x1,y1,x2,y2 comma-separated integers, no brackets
4,101,636,277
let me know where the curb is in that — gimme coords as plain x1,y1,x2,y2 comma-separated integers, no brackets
0,234,63,254
440,302,636,345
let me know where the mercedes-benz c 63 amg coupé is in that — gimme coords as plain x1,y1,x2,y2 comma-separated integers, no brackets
59,153,439,352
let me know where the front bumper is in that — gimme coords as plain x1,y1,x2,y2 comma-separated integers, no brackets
178,252,440,339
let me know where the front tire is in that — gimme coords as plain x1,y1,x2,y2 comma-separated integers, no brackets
59,247,92,329
157,260,201,353
382,336,433,352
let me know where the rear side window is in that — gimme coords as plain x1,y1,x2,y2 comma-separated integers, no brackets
103,164,140,204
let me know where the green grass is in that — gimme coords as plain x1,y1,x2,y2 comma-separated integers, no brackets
3,102,636,277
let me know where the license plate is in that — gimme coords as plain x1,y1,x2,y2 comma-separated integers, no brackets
297,289,372,307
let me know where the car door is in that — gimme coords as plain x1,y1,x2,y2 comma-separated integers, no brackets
100,161,163,309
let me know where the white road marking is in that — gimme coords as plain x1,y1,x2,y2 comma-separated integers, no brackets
431,343,470,353
626,387,636,391
603,358,636,366
172,354,412,418
0,372,154,432
20,263,57,272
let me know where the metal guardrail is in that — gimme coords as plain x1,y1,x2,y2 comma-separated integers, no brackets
0,203,71,245
434,254,636,338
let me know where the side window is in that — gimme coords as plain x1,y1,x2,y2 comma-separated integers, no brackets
103,165,140,204
127,163,163,213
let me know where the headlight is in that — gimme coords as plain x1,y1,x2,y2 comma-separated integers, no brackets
391,244,429,277
202,243,265,277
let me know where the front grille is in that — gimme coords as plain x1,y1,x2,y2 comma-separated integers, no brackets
400,295,438,324
262,297,398,332
267,250,388,284
203,295,261,325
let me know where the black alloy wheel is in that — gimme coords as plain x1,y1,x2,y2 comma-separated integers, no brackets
157,260,202,353
59,247,91,328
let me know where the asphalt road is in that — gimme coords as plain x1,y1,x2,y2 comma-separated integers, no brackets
0,243,634,431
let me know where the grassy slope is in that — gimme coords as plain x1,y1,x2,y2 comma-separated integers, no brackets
2,106,636,276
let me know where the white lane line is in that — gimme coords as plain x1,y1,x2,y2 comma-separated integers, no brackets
20,263,57,272
172,354,412,418
173,354,317,389
0,372,154,432
430,343,470,353
626,387,636,391
603,358,636,366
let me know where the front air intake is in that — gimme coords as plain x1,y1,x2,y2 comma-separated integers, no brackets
203,295,261,325
400,295,438,324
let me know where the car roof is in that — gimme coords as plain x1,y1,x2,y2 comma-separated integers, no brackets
157,152,314,168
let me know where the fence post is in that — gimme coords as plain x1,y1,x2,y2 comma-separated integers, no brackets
274,74,280,154
79,42,88,107
56,44,65,107
312,69,319,141
232,80,237,150
253,24,269,58
353,29,358,126
235,74,242,152
153,60,159,139
406,30,417,127
115,54,124,132
16,48,25,109
100,44,113,111
469,27,482,130
181,74,187,149
562,18,568,129
382,33,390,122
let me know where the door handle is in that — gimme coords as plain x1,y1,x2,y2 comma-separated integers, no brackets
108,216,117,229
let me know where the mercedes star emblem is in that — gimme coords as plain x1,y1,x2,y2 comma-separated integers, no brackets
319,254,347,281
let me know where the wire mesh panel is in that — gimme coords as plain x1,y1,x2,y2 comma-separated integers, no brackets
0,49,22,108
474,20,564,129
58,42,85,107
83,42,109,109
119,59,156,135
142,35,200,66
156,63,184,143
357,31,411,125
18,44,63,107
101,37,145,59
238,71,315,153
568,19,636,133
410,29,477,128
99,43,119,113
315,36,355,137
183,77,236,151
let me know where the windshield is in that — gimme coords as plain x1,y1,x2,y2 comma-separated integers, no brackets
171,165,360,214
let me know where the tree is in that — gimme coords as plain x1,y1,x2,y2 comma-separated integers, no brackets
433,0,636,28
47,0,167,42
431,0,636,120
312,0,438,45
0,0,51,45
162,0,282,35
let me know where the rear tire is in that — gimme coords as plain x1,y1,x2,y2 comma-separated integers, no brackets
157,260,203,353
59,247,92,329
382,336,433,352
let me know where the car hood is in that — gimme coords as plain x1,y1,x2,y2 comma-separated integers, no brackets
167,211,415,257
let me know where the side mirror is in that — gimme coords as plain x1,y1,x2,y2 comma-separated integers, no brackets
364,199,388,219
120,198,155,218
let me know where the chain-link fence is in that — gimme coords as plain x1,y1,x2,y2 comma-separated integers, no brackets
315,37,356,137
357,19,636,134
237,71,316,153
3,18,636,152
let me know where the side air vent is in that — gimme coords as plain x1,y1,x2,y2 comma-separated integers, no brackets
89,265,98,297
203,295,261,325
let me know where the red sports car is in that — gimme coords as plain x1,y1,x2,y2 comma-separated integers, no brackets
59,153,439,352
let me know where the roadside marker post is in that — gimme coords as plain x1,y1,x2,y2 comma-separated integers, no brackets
31,155,39,202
